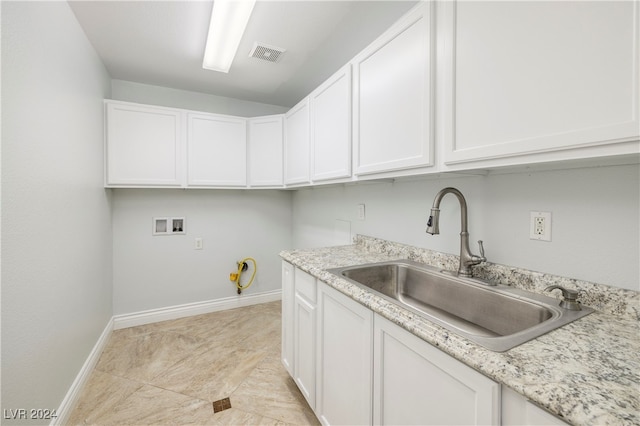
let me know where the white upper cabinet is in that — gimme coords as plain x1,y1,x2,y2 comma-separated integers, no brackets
107,1,639,190
352,2,434,176
310,65,352,182
105,101,183,187
439,1,640,167
187,112,247,187
248,115,284,187
284,97,311,185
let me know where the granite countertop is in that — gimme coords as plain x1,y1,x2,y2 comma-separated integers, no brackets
280,235,640,426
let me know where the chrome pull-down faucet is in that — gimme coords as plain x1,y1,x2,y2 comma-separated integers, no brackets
426,187,486,277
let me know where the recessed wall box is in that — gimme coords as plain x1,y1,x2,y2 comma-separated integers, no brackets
171,217,185,234
153,217,186,235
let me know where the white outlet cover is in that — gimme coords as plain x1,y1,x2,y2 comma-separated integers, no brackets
194,237,203,250
530,211,552,241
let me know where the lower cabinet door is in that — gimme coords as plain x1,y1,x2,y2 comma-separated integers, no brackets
502,386,568,426
316,284,373,426
374,314,500,425
281,262,294,375
294,293,316,410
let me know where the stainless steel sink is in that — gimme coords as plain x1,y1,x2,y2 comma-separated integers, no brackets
327,260,593,352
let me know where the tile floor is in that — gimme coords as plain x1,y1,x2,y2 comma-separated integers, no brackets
69,301,319,425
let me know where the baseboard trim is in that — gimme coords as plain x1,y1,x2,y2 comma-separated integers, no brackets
52,317,114,426
112,290,282,330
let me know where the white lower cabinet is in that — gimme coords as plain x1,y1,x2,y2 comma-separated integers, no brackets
293,268,317,409
281,264,566,426
281,262,294,376
501,386,568,426
374,314,499,425
316,283,373,426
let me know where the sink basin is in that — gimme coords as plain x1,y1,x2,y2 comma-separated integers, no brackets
327,260,593,352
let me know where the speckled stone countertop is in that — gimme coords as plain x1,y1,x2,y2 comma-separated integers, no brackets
280,235,640,426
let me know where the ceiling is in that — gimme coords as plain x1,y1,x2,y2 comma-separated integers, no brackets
69,0,418,108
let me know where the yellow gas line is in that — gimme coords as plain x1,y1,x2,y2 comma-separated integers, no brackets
229,257,257,294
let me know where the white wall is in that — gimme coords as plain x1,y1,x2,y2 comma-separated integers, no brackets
1,2,113,423
292,164,640,291
111,79,289,117
112,189,292,315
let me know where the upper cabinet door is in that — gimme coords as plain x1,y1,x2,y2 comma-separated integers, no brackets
352,2,434,176
440,1,640,165
248,115,284,187
187,112,247,187
310,65,352,182
105,101,183,187
284,98,311,185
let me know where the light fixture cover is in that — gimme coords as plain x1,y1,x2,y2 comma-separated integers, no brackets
203,0,257,73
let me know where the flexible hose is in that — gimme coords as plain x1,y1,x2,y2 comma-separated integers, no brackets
232,257,257,294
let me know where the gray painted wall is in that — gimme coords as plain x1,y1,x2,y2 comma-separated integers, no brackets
292,164,640,291
112,189,292,315
1,2,113,422
109,76,293,316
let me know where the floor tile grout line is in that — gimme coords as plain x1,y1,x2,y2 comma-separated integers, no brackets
225,349,272,402
93,367,148,389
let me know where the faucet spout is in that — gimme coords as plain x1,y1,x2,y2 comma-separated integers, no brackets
426,187,486,277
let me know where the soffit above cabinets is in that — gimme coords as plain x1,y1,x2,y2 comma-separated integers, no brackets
69,0,418,108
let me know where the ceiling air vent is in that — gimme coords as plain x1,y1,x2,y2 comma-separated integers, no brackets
249,42,286,63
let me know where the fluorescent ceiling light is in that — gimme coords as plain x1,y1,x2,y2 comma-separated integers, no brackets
203,0,257,73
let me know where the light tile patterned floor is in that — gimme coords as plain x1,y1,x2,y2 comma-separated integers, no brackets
69,301,319,425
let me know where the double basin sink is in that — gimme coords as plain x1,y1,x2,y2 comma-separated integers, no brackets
327,260,593,352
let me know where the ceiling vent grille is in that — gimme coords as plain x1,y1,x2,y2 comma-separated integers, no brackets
249,42,286,63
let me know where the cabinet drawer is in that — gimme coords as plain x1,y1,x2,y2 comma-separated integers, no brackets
295,268,316,303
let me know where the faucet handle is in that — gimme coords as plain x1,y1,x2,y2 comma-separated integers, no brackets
545,285,582,311
477,240,485,259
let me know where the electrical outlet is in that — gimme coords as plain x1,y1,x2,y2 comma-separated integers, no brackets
357,204,366,221
530,211,552,242
194,237,203,250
